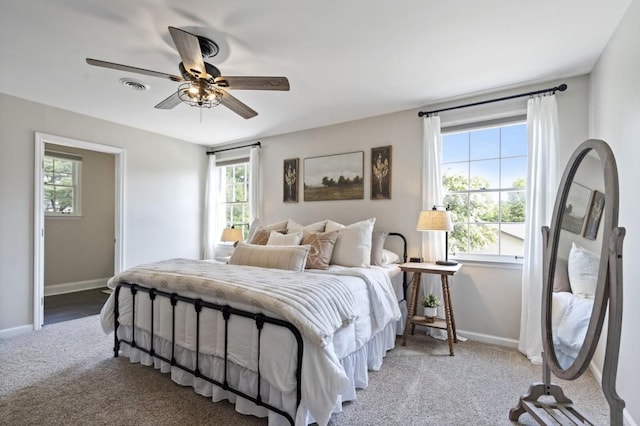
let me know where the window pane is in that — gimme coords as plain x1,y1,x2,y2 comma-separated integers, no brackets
501,156,527,188
468,224,498,254
443,193,468,223
449,223,469,254
470,128,499,160
501,190,526,223
501,123,527,157
54,187,73,212
500,223,525,256
442,132,469,163
470,159,499,189
469,192,498,222
443,162,469,191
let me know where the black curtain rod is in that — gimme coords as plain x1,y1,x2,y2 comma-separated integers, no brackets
206,141,261,155
417,83,567,118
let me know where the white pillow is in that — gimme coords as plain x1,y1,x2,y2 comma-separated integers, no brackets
380,248,400,265
229,242,310,272
325,218,376,267
286,219,327,233
567,242,599,298
267,230,302,246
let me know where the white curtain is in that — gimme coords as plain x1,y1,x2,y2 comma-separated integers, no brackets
422,116,447,337
249,146,261,224
203,154,219,259
519,95,558,364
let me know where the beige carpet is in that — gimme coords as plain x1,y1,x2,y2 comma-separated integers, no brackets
0,315,609,425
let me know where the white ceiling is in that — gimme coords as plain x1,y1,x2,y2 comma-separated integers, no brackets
0,1,631,147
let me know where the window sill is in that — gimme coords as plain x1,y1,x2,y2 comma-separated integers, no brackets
450,255,523,270
45,215,83,220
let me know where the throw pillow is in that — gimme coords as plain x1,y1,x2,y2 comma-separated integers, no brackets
325,218,376,267
228,242,310,272
370,231,388,266
267,230,303,246
286,219,327,233
567,242,599,298
301,230,339,270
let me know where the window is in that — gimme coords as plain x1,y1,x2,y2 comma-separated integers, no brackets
218,160,251,240
44,151,82,216
441,121,527,260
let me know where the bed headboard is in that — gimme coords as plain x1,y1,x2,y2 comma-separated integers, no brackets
387,232,408,299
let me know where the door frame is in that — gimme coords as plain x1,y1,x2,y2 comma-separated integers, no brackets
33,132,125,330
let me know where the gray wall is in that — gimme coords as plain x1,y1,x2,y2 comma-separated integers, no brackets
44,144,115,289
0,93,207,334
589,0,640,422
257,74,590,345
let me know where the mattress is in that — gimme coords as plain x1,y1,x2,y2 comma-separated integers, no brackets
100,262,402,425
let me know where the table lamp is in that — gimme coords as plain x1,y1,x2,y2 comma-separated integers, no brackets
416,206,457,266
220,226,243,244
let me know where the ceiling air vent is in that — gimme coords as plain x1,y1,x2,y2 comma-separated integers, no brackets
119,78,149,91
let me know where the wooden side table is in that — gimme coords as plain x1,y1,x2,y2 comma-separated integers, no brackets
400,262,462,355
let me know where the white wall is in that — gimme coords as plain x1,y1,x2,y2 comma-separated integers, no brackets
0,93,207,334
589,0,640,422
257,74,590,343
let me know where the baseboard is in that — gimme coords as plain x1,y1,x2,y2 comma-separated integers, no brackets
44,278,109,296
457,329,519,349
0,324,33,339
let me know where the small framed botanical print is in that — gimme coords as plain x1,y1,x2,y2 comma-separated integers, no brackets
283,158,299,202
371,145,392,200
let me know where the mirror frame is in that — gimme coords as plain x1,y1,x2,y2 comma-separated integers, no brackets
542,139,619,380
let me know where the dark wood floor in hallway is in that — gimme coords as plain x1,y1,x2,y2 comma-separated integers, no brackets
44,288,110,325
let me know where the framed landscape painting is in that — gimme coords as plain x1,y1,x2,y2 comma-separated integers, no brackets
303,151,364,201
371,145,391,200
560,181,591,234
283,158,299,203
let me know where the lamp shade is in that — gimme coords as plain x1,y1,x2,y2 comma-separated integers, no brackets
416,210,454,232
220,227,243,242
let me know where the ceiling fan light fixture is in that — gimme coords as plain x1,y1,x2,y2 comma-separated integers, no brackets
178,81,222,108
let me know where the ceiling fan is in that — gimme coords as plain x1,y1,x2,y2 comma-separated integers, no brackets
86,26,290,119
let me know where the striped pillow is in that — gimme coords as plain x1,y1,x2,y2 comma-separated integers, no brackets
229,242,310,272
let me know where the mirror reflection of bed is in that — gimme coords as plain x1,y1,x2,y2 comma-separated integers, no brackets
510,139,625,425
552,150,604,369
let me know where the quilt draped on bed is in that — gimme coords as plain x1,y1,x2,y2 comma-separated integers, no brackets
103,258,359,350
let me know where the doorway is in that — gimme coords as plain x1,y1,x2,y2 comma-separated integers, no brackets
33,132,125,330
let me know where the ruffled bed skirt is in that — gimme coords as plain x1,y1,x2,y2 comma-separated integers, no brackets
118,318,399,426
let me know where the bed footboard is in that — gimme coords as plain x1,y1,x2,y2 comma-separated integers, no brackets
113,282,303,426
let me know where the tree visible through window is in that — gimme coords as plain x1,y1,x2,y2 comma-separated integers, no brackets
44,154,81,216
219,161,251,239
442,122,527,258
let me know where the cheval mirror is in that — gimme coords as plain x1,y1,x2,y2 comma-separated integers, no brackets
510,139,625,425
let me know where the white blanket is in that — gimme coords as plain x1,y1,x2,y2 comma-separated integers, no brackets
100,259,401,426
103,259,359,349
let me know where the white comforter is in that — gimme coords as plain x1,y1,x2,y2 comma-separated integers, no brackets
100,260,401,425
551,291,594,369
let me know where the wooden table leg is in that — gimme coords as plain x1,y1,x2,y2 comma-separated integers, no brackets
444,274,457,343
402,272,421,346
441,275,455,356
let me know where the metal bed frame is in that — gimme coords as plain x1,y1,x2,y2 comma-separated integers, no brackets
113,283,303,425
112,232,407,425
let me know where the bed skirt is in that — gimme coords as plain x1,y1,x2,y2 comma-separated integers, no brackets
117,318,398,425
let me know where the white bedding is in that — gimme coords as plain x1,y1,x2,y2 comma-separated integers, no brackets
551,291,593,369
100,260,402,426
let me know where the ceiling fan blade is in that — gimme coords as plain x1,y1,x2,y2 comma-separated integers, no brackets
215,76,290,91
168,26,206,78
155,91,182,109
219,90,258,119
86,58,183,82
